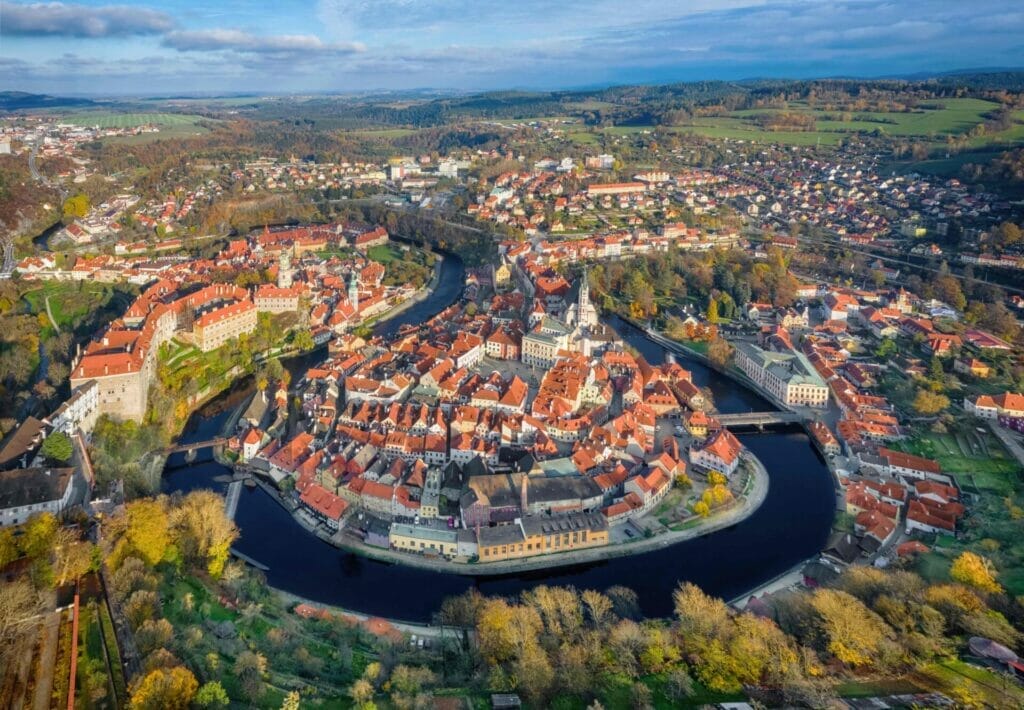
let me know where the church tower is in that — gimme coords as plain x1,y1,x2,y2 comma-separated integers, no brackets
577,270,597,328
348,271,359,312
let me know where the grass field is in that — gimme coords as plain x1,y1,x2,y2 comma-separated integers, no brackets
367,243,403,263
583,98,1024,151
61,112,208,128
888,429,1020,493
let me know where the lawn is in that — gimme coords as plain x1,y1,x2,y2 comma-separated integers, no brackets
887,429,1020,493
367,244,403,264
22,281,113,331
913,660,1024,708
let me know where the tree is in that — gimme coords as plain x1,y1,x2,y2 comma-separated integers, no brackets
234,651,268,703
0,527,17,568
875,338,897,359
169,490,238,578
126,499,171,566
950,552,1002,594
912,389,950,416
62,193,90,221
582,589,614,628
693,500,710,517
706,298,720,323
707,336,734,368
129,666,198,709
40,431,73,463
194,681,229,708
348,678,375,708
20,512,58,559
281,690,301,710
808,589,897,669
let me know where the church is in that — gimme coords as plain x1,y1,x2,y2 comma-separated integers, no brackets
521,271,620,367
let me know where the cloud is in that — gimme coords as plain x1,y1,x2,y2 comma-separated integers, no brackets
0,1,174,37
162,29,364,55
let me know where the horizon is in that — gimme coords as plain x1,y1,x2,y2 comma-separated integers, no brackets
2,0,1024,95
7,64,1024,101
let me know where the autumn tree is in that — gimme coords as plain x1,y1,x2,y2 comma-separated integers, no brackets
808,589,899,669
950,552,1002,594
912,388,950,416
169,490,238,578
707,336,734,368
125,498,171,566
129,666,198,710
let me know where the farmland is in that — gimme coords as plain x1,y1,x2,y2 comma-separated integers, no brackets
61,112,209,129
566,98,1024,151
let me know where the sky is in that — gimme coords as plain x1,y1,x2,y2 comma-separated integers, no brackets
1,0,1023,96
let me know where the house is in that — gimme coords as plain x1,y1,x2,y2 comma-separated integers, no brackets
299,484,349,531
953,357,991,379
965,392,1024,419
689,429,743,476
878,447,942,480
0,467,76,527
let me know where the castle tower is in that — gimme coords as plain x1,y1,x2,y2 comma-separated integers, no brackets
277,248,293,288
348,271,359,312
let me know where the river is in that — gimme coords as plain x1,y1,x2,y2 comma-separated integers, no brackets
163,255,836,622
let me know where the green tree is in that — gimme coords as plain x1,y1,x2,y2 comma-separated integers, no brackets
40,431,73,463
194,681,229,708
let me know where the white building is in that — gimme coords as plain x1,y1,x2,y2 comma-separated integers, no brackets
0,467,76,527
734,342,829,408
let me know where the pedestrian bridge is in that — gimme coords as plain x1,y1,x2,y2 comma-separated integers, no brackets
716,411,808,428
164,437,228,461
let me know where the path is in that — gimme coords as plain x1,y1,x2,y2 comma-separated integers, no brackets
44,296,60,334
31,611,61,710
987,420,1024,469
273,590,456,639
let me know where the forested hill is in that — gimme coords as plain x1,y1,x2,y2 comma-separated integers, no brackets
228,71,1024,129
0,92,95,111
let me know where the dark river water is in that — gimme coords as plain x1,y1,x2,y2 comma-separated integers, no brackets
163,254,836,622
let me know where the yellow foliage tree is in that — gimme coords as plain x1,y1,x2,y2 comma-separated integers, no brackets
129,666,198,709
693,500,710,517
949,552,1002,594
126,499,170,566
809,589,896,668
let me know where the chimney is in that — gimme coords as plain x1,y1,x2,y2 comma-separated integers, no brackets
520,474,528,513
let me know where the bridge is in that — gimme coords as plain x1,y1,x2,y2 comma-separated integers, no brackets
716,411,808,429
164,437,228,461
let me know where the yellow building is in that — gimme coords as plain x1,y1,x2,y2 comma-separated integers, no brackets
389,523,459,558
193,301,258,352
477,512,609,562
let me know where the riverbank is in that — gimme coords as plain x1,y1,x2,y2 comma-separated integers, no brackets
239,449,770,577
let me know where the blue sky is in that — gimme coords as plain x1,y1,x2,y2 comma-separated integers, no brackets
1,0,1023,96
